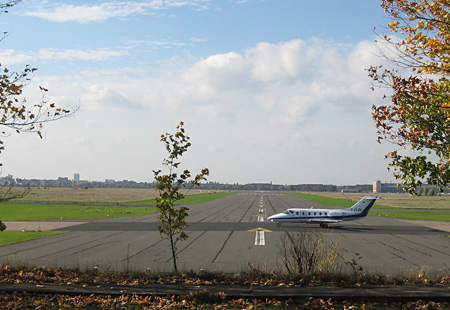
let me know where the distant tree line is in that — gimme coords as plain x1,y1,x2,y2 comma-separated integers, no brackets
6,177,431,193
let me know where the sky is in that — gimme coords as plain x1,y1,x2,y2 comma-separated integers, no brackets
0,0,401,185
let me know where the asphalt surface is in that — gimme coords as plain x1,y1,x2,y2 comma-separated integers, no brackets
1,192,450,274
1,282,450,301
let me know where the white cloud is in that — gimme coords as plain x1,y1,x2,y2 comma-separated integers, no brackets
20,1,214,23
5,38,395,184
136,39,381,125
246,39,306,82
0,47,128,65
25,38,382,123
20,38,382,123
22,2,154,23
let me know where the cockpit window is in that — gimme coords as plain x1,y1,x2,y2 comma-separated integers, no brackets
289,210,294,214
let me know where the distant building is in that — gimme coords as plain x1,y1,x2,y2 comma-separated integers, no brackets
74,173,80,183
373,180,381,193
0,174,15,186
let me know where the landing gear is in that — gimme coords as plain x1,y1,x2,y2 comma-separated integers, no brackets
319,223,329,228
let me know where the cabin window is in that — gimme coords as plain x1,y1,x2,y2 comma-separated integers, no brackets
324,212,327,216
314,212,317,215
296,212,299,215
308,212,311,216
319,212,322,216
302,212,305,215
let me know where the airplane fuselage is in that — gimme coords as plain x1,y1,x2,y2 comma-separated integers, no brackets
267,196,379,228
269,208,363,222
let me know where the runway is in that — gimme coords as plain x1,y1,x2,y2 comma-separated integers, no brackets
1,192,449,274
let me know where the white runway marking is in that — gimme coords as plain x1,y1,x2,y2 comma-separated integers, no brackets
254,230,265,246
254,195,266,245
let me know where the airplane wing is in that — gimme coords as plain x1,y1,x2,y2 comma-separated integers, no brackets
305,219,342,224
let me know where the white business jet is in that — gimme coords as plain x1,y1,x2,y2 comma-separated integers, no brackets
267,196,379,228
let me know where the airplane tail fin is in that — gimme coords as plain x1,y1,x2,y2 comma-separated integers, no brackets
346,196,379,216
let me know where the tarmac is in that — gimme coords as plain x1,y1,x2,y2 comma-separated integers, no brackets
2,194,450,301
0,282,449,302
3,219,450,302
2,193,450,274
4,219,450,233
3,221,88,231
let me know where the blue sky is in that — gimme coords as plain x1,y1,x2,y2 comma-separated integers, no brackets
0,0,399,185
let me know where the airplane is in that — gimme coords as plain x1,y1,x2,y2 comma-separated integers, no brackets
267,196,379,228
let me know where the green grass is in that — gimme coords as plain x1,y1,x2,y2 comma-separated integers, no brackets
287,192,356,208
287,192,396,209
128,191,239,205
373,211,450,222
0,205,156,221
0,192,238,221
0,231,66,246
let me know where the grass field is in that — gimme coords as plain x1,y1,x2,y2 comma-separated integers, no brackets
1,191,238,221
10,188,237,205
289,192,450,222
128,191,238,205
11,188,160,204
0,231,66,246
0,204,156,221
298,191,450,209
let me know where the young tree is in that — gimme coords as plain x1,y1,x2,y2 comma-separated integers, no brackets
153,121,209,272
369,0,450,194
0,1,77,209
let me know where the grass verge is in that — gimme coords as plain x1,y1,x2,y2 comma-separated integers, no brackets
1,192,238,221
128,191,239,205
0,205,156,221
0,231,66,246
372,210,450,222
287,192,396,209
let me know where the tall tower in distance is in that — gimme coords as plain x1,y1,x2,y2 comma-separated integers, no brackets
74,173,80,183
373,180,381,193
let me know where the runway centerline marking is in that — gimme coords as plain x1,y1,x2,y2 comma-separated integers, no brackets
255,230,265,246
254,195,266,245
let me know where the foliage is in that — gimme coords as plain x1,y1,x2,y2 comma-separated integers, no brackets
153,121,209,272
0,1,20,18
277,231,341,275
370,0,450,194
0,1,78,204
0,66,77,158
2,291,448,310
0,265,449,309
